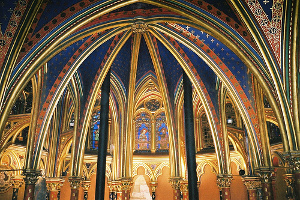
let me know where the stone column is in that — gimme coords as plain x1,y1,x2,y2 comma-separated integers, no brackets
284,174,296,200
258,170,273,200
170,177,181,200
82,180,91,200
68,177,82,200
180,180,189,200
46,178,62,200
23,169,40,200
243,176,261,200
217,175,233,200
150,181,158,200
121,179,132,200
11,176,23,200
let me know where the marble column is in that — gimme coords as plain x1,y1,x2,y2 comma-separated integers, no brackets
243,176,261,200
46,178,62,200
82,180,91,200
23,169,40,200
121,179,132,200
170,177,181,200
68,177,82,200
11,176,23,200
150,181,158,200
258,170,273,200
217,175,233,200
180,180,189,200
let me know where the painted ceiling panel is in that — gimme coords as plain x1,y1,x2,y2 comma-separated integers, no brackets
201,0,241,24
174,23,254,107
135,36,156,84
112,2,159,13
78,37,114,101
110,35,132,96
33,0,79,34
155,36,182,102
41,37,88,105
177,41,219,115
0,0,17,33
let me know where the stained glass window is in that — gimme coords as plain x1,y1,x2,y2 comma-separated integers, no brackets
156,112,169,151
90,111,100,149
135,112,151,151
201,114,214,149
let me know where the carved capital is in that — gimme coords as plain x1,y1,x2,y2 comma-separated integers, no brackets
242,176,261,190
284,174,295,187
169,177,182,190
11,176,24,189
68,176,82,190
46,178,62,191
82,180,91,191
23,169,41,185
150,181,158,192
286,155,300,173
216,175,233,189
257,169,273,183
121,179,133,191
180,181,189,192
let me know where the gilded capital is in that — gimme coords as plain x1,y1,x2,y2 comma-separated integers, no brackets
257,169,273,183
169,177,182,190
23,169,41,185
82,180,91,191
11,176,24,189
180,181,189,193
216,175,233,189
121,179,133,191
68,176,82,189
242,176,261,190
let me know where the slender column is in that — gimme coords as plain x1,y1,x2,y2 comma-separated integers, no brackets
82,180,91,200
95,69,110,200
217,175,233,200
46,178,62,200
243,176,261,200
12,176,23,200
151,116,156,153
258,170,273,200
182,71,199,200
150,182,158,200
69,177,82,200
284,174,296,200
121,179,132,200
195,118,201,152
170,177,181,200
180,180,189,200
107,118,112,153
23,169,40,200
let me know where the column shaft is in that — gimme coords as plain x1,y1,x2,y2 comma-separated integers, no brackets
183,71,199,200
95,69,110,199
